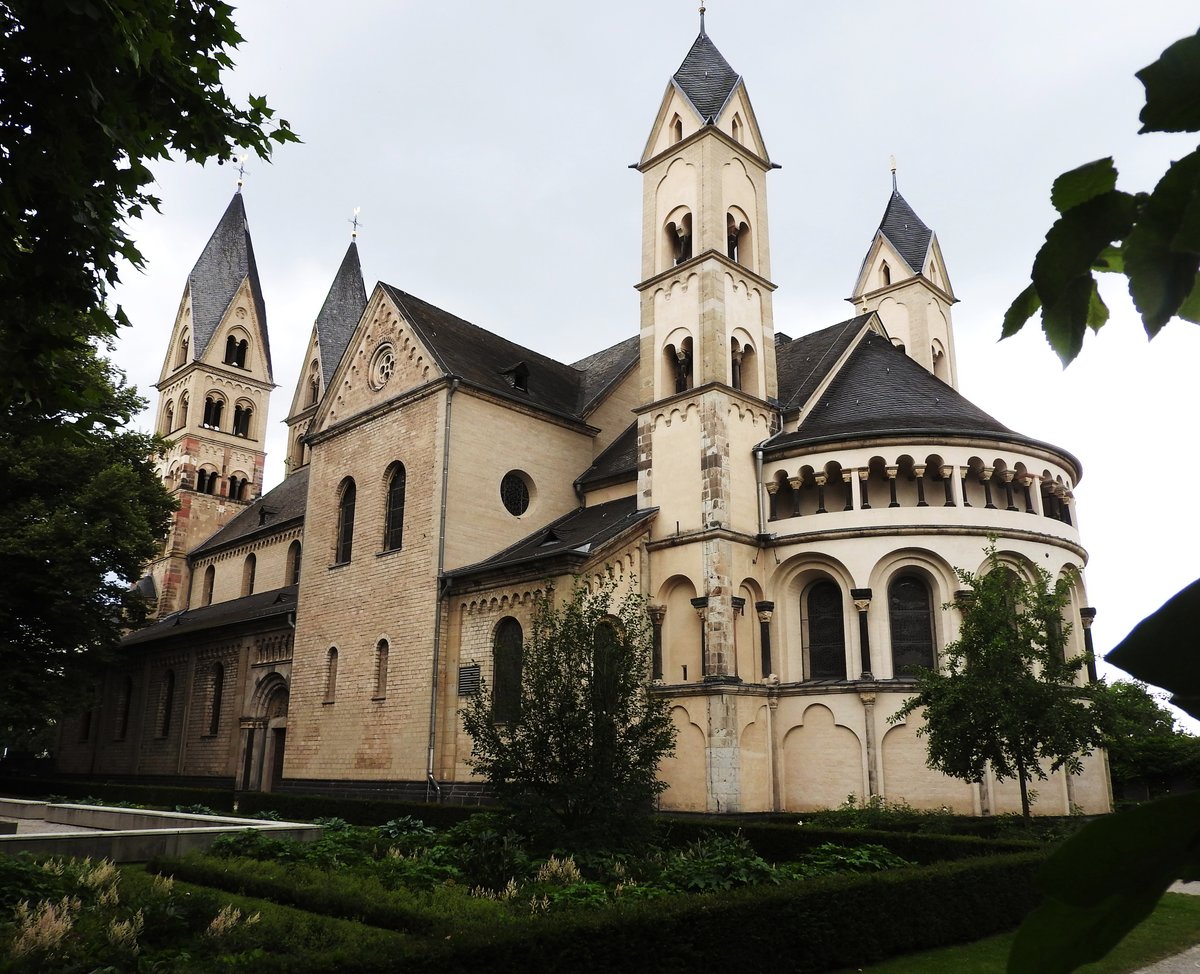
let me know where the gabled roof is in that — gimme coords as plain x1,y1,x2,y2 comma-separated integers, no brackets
447,496,655,581
878,189,933,273
571,335,640,414
775,313,874,410
673,29,740,122
315,242,368,387
769,331,1011,450
187,193,270,373
190,467,309,558
380,284,635,423
576,421,638,489
123,585,298,648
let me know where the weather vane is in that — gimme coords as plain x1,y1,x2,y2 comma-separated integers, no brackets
235,154,248,192
889,154,898,191
349,207,362,239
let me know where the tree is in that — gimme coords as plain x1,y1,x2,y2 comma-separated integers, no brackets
1096,680,1200,800
0,354,174,747
998,27,1200,974
890,547,1107,823
0,0,297,425
460,579,676,848
0,2,294,744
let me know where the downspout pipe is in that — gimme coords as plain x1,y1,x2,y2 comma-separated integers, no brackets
427,377,460,802
753,445,766,536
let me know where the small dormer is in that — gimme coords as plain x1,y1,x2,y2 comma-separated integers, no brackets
499,361,531,394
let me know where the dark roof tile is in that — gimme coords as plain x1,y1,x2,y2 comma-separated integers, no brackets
572,335,640,414
576,421,637,488
190,467,309,557
878,189,933,273
187,193,270,375
673,31,740,122
315,242,368,387
123,586,298,647
775,314,873,409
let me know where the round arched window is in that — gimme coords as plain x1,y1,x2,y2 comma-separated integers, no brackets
500,471,530,516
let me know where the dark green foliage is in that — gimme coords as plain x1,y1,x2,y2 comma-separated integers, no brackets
439,812,533,888
654,832,781,892
792,841,913,876
890,546,1107,821
0,778,237,811
1003,30,1200,361
234,789,482,828
1095,680,1200,796
460,579,675,848
174,803,219,816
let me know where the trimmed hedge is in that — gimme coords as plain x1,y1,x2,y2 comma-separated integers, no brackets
660,815,1040,864
0,776,237,811
152,849,1049,973
234,791,480,829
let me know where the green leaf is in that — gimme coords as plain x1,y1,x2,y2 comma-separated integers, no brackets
1137,30,1200,134
1123,152,1200,335
1176,272,1200,323
1092,245,1124,274
1085,278,1109,332
1001,284,1041,339
1107,577,1200,718
1041,274,1094,364
1051,158,1118,214
1008,792,1200,974
1032,191,1139,307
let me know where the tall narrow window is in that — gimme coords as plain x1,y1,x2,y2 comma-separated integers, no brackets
888,575,935,675
209,663,225,735
233,403,253,437
202,565,215,606
242,553,256,596
806,581,846,679
203,395,224,429
881,262,892,286
374,639,389,699
116,675,133,740
163,401,174,434
492,618,523,724
235,339,248,368
287,540,302,587
308,372,320,405
670,114,683,144
179,393,189,426
176,334,190,368
384,463,406,551
335,479,356,563
227,475,243,501
324,647,339,703
160,670,176,737
196,469,209,494
224,335,238,364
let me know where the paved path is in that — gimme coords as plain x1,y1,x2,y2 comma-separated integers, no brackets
1133,883,1200,974
0,817,105,835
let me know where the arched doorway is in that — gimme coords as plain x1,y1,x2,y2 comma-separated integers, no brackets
239,674,289,792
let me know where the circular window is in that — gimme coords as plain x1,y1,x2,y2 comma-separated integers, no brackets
500,471,531,516
369,343,396,390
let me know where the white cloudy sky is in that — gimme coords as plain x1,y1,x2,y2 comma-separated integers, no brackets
109,1,1200,725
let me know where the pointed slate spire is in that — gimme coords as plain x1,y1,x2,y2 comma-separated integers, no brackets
877,189,933,274
673,25,740,123
314,240,367,386
187,192,271,374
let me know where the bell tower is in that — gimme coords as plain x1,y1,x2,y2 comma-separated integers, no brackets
146,191,274,615
849,176,960,388
634,15,779,812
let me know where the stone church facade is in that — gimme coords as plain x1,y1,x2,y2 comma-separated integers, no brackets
56,24,1111,815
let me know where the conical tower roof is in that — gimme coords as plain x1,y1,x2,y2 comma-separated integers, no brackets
877,189,933,274
186,192,270,374
672,27,740,123
314,240,367,386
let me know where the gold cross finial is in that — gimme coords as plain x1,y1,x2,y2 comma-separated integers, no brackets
235,154,248,192
699,3,706,33
349,207,362,240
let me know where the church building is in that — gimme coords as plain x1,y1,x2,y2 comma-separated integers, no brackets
56,21,1111,816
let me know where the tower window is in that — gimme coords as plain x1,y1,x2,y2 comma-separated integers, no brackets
384,463,406,551
224,336,249,368
731,114,743,144
162,400,174,435
881,262,892,286
179,393,189,426
666,212,693,266
176,334,189,368
670,114,683,144
202,395,225,429
335,479,356,563
232,403,253,438
726,212,751,267
665,337,694,394
308,368,320,406
374,639,389,699
324,647,339,703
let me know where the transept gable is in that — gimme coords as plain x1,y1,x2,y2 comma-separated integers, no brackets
775,313,878,412
313,286,443,433
196,278,271,383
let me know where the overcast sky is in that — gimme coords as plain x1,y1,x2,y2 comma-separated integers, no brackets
109,1,1200,727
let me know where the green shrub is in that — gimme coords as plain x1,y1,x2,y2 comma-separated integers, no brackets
655,832,780,892
791,841,913,877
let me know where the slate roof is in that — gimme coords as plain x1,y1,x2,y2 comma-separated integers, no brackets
576,421,638,488
187,193,270,374
315,242,368,387
123,586,298,648
447,496,655,579
190,467,309,558
775,314,873,409
768,331,1012,450
381,284,638,423
878,189,933,273
572,336,640,415
673,29,740,122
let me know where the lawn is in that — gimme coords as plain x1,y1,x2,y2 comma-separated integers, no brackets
842,891,1200,974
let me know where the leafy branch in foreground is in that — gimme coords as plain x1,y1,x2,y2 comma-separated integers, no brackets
1002,29,1200,364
